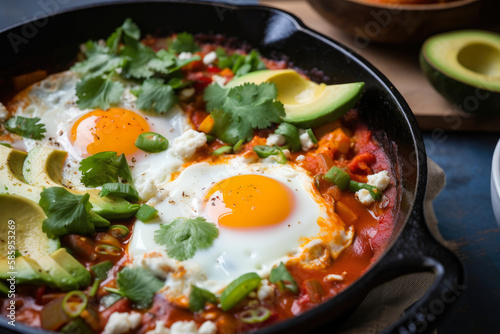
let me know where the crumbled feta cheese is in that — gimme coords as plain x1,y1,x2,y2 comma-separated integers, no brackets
178,52,193,60
324,274,344,282
202,51,217,65
0,103,8,122
134,251,178,279
212,75,226,87
170,129,207,159
198,321,217,334
257,279,274,301
367,170,391,191
299,129,315,151
296,155,306,162
103,312,142,334
146,321,170,334
170,321,198,334
179,88,195,100
356,189,375,206
266,134,286,146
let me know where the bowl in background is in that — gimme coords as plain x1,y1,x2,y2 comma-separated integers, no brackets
306,0,482,44
492,139,500,226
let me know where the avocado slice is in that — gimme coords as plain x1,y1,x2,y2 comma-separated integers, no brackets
0,194,60,261
420,30,500,115
226,69,364,128
0,256,54,286
50,248,91,288
0,145,41,202
22,146,139,219
37,255,79,291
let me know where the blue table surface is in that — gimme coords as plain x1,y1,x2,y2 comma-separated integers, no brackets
1,1,500,333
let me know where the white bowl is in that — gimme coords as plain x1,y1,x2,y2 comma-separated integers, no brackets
492,139,500,225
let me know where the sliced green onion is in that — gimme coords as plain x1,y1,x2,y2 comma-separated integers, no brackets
108,225,130,238
324,166,351,191
306,128,318,144
212,145,232,156
95,244,122,256
135,204,158,222
0,143,12,148
253,145,278,158
91,260,113,281
135,132,169,153
100,293,123,308
99,183,139,202
61,318,92,334
275,146,287,164
238,306,272,324
62,290,88,318
206,134,216,143
89,279,100,298
348,181,381,201
189,285,218,312
220,272,261,311
233,139,244,153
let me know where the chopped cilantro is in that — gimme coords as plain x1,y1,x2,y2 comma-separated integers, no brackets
75,75,124,110
169,32,200,53
154,217,219,261
189,285,218,312
215,48,267,77
136,78,178,113
39,187,95,238
269,262,298,293
106,267,163,309
275,123,301,152
71,54,126,78
204,83,285,145
5,116,46,140
79,152,133,187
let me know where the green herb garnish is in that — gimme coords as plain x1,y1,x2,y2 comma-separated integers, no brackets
154,217,219,261
136,79,178,113
169,32,200,53
269,262,298,293
79,152,132,187
189,285,218,312
5,116,46,140
275,123,301,152
204,83,285,145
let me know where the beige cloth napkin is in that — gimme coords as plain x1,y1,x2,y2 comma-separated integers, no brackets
336,158,449,333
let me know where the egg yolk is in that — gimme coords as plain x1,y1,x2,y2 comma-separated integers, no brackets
205,174,294,229
70,108,149,156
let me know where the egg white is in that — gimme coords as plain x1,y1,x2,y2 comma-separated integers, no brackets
130,158,353,299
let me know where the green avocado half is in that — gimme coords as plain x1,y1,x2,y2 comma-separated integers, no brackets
420,30,500,115
227,69,364,128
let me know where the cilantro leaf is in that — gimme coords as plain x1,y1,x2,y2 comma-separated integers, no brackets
39,187,95,238
5,116,46,140
204,83,285,145
215,48,267,77
136,78,178,113
154,217,219,261
169,32,200,53
111,267,163,309
79,152,133,187
120,42,159,79
107,18,140,54
269,262,298,293
75,75,124,110
72,53,126,78
275,123,301,152
189,285,218,312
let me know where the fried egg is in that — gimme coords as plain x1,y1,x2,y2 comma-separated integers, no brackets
130,157,354,302
6,71,191,199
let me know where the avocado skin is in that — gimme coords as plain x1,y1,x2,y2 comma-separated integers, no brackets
37,255,79,291
50,248,91,288
0,257,55,286
420,51,500,116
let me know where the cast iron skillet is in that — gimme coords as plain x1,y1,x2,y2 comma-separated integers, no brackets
0,1,465,333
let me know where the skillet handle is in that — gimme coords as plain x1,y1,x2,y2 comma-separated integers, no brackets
369,206,466,334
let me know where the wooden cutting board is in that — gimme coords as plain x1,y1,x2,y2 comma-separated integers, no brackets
261,0,500,132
